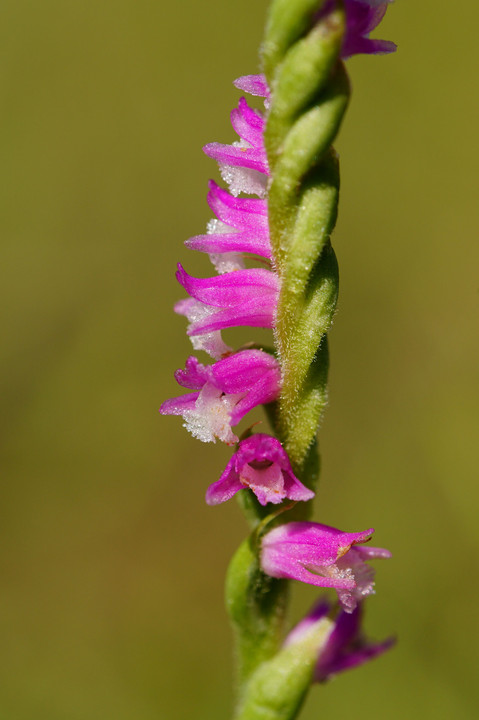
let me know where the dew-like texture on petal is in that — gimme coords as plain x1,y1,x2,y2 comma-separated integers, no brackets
183,382,240,444
206,433,313,506
219,164,267,198
208,250,246,275
203,95,269,198
174,298,232,359
186,302,274,335
204,140,269,176
187,230,271,259
261,522,390,612
159,392,199,415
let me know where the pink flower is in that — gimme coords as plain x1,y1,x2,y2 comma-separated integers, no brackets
160,351,281,444
203,79,270,198
203,96,269,198
317,0,396,58
261,522,391,612
206,433,314,506
284,598,395,680
233,74,270,99
342,0,396,57
175,264,279,338
185,180,271,261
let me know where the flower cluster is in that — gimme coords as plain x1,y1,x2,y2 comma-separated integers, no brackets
161,0,395,681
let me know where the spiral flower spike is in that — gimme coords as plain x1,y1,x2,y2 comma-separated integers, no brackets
263,0,349,479
161,2,396,717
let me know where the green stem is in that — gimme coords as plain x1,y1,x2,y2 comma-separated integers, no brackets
226,538,289,692
264,3,349,480
228,3,351,717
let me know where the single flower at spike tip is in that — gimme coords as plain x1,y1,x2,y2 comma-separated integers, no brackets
159,350,281,445
175,264,279,337
343,0,397,57
260,522,391,612
284,598,395,681
317,0,396,58
206,433,315,506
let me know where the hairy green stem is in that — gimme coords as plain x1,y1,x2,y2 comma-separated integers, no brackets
264,2,349,479
227,3,350,717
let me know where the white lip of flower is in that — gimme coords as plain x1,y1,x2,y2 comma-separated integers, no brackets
179,297,232,359
183,384,243,444
305,563,355,584
219,141,267,198
207,218,246,274
239,461,284,494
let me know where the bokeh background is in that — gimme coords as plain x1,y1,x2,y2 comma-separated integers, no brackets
1,1,478,718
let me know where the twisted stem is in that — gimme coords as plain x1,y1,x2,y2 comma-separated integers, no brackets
227,5,351,716
263,0,350,480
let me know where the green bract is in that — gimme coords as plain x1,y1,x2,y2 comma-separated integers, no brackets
264,4,347,477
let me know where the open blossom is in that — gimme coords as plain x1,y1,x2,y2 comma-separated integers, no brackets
205,433,314,506
261,522,391,612
160,350,280,444
284,598,395,681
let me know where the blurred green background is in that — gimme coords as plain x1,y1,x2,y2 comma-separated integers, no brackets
1,1,478,718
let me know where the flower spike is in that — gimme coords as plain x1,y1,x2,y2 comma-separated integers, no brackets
160,0,397,710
